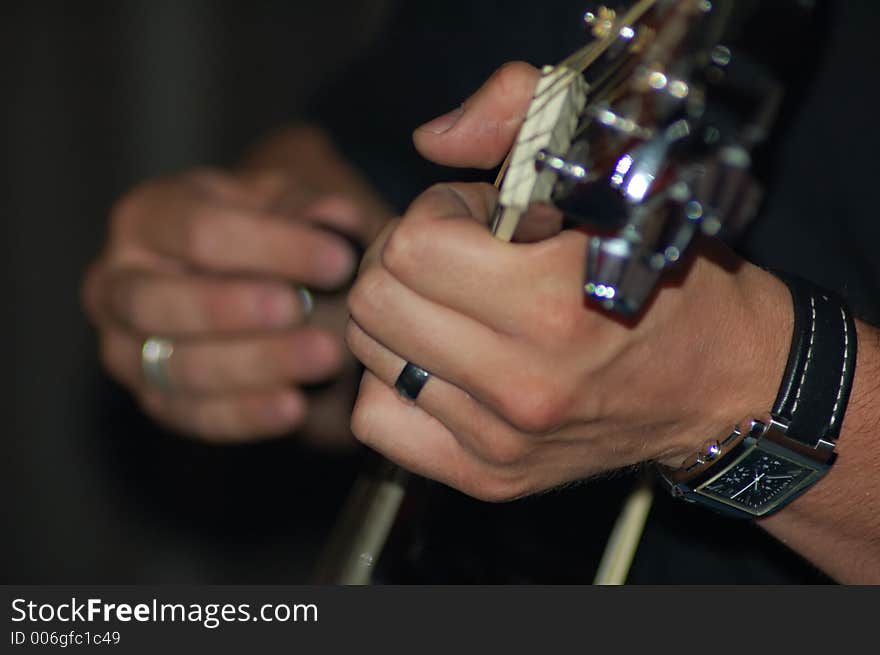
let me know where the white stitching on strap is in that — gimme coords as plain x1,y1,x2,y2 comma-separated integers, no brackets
791,296,816,414
829,306,850,427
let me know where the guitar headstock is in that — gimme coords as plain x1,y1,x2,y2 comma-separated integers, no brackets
494,0,782,314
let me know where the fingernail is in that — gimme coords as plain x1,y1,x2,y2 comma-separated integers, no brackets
417,106,465,134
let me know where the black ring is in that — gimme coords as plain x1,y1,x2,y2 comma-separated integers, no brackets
395,362,431,401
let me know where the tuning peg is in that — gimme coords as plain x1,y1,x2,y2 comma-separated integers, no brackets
710,45,732,67
589,105,653,138
534,149,589,182
637,68,691,100
584,236,661,314
583,6,616,38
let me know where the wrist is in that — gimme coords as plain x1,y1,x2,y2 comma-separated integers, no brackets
655,257,793,468
660,272,859,523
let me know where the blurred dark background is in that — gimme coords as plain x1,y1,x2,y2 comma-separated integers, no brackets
2,0,397,583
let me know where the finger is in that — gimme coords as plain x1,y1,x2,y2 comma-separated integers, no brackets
350,329,607,498
360,183,495,272
100,327,343,396
413,61,540,169
146,208,357,288
140,387,307,443
301,195,366,237
242,171,365,235
352,372,527,501
213,168,370,243
346,320,534,468
353,372,533,502
404,182,498,227
98,268,310,337
348,265,532,420
117,181,357,288
380,187,589,334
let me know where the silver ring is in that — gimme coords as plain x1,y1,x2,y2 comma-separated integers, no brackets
395,362,431,401
296,286,314,319
141,337,175,392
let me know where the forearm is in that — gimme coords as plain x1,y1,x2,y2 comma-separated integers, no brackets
760,320,880,583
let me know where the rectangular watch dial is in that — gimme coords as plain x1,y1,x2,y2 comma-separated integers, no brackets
695,446,820,515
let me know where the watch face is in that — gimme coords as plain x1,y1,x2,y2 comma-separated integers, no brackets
696,446,817,515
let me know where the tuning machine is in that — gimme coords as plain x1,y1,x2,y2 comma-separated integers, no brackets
495,0,781,315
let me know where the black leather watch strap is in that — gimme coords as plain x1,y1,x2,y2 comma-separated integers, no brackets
772,273,858,448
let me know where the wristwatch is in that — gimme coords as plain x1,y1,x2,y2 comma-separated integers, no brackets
659,274,858,519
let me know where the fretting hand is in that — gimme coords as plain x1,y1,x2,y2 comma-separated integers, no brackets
345,63,793,500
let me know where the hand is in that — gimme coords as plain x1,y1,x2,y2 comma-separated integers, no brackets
83,125,392,445
345,63,793,501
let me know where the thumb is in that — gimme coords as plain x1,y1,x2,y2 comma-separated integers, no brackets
413,61,540,170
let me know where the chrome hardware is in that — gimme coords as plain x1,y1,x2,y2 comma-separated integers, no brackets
695,440,722,465
585,235,662,314
710,44,732,67
619,25,636,40
583,6,616,38
535,149,589,181
590,105,653,138
642,69,690,99
759,416,837,462
510,2,781,318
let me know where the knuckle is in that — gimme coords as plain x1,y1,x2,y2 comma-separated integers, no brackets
533,297,583,344
184,166,229,189
242,169,290,200
108,184,149,238
549,307,582,343
380,219,427,279
477,430,530,467
182,205,221,267
408,183,464,221
498,377,569,434
347,266,390,322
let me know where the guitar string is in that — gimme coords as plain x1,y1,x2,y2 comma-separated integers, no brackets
521,0,657,128
495,0,658,190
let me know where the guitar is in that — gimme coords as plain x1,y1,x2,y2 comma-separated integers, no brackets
313,0,784,584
